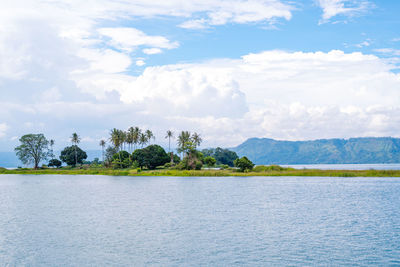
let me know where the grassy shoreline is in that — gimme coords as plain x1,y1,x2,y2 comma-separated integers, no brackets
1,167,400,177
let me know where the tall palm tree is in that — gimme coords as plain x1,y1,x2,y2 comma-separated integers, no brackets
99,139,106,163
109,128,123,168
145,129,155,145
165,130,174,163
139,132,148,148
132,127,141,150
177,131,191,157
127,127,135,152
71,132,81,166
192,132,202,149
49,139,55,160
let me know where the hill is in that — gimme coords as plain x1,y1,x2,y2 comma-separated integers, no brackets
231,137,400,164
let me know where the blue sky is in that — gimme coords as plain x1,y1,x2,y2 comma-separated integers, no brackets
1,0,400,152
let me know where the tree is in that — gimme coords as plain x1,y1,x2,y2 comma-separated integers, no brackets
204,156,217,167
49,139,55,160
112,150,131,169
177,131,191,156
71,133,81,166
15,134,50,169
48,158,62,168
60,145,87,166
132,127,141,150
234,156,254,172
145,129,155,145
165,130,174,163
105,146,118,167
132,145,169,170
192,132,202,149
99,139,106,163
139,132,148,148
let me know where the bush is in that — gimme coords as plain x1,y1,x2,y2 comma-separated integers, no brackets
234,156,254,172
48,159,62,168
132,145,169,170
253,165,285,172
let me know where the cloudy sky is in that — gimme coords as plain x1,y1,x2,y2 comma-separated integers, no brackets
1,0,400,151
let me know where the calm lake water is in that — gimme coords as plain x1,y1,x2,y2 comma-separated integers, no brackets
0,175,399,266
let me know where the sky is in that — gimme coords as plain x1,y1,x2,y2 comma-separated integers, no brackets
1,0,400,151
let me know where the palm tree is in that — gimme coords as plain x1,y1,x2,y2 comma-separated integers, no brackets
177,131,191,157
127,127,135,152
165,130,174,163
99,139,106,163
145,129,155,145
71,132,81,166
49,139,55,160
109,128,123,168
139,132,148,148
192,132,202,149
132,127,141,150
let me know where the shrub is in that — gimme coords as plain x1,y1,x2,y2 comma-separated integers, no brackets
234,156,254,172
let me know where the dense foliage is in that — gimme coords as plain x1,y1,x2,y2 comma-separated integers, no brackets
60,145,88,166
14,134,50,169
201,147,238,166
203,156,217,167
132,145,170,170
48,159,62,168
234,156,254,172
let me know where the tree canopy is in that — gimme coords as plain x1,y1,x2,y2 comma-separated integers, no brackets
14,134,50,169
234,156,254,172
132,145,169,170
60,145,87,166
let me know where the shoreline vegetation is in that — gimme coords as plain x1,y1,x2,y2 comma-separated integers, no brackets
1,166,400,177
8,130,400,177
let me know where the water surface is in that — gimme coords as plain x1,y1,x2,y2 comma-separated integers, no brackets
0,175,399,266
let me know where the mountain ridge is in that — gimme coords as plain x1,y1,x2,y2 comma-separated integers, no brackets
231,137,400,164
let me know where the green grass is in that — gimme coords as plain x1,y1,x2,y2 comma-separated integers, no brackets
1,166,400,177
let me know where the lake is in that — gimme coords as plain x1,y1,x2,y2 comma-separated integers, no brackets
0,175,399,266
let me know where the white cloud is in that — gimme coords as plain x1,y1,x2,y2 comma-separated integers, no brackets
136,60,146,66
374,48,400,56
60,49,400,147
179,19,209,29
98,28,179,52
0,123,8,138
142,48,163,55
316,0,372,23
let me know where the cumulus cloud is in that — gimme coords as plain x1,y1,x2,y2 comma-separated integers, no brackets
316,0,373,23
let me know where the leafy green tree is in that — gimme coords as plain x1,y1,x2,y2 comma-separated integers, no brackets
192,132,202,148
15,134,50,169
105,146,118,167
48,158,62,168
132,145,169,170
112,150,131,169
71,133,81,166
60,145,87,166
234,156,254,172
204,156,217,167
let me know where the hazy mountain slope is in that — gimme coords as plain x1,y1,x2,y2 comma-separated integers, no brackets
231,137,400,164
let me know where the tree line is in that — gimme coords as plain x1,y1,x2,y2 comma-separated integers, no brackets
14,128,254,172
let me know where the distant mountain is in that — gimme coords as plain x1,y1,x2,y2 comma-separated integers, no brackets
231,137,400,164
